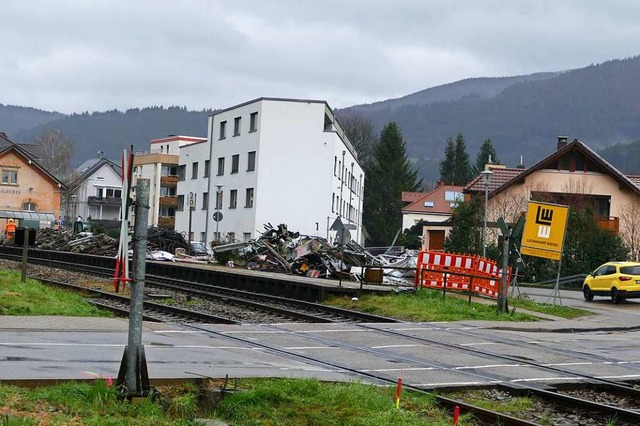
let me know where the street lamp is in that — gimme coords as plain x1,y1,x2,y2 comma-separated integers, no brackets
480,169,493,258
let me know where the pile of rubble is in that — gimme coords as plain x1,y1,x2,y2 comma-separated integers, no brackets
6,227,209,261
214,223,417,284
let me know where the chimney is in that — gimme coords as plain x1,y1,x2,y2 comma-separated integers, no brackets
516,155,525,169
557,136,568,150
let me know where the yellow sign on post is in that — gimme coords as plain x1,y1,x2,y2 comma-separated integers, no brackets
520,201,569,261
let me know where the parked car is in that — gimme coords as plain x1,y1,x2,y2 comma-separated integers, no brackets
190,241,213,257
582,261,640,303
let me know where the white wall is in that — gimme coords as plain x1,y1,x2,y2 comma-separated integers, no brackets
204,98,365,244
175,140,210,242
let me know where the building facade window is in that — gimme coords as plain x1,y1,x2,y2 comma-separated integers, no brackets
247,151,256,171
178,165,186,181
249,112,258,132
334,157,337,176
243,232,252,241
332,193,335,212
245,188,254,208
22,202,36,211
233,117,241,136
202,192,208,209
227,232,235,242
217,157,225,175
200,232,206,242
1,168,18,184
177,195,185,211
191,162,198,179
219,121,227,139
204,160,210,177
229,189,238,208
215,191,223,210
231,154,239,173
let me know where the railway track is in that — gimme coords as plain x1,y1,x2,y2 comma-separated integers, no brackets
21,256,398,324
185,322,640,425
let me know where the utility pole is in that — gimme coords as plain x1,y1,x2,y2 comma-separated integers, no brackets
117,178,151,399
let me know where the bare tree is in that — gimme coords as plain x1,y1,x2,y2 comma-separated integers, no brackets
33,128,74,179
335,113,378,167
619,200,640,260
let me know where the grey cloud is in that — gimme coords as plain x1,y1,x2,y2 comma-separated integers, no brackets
2,0,640,113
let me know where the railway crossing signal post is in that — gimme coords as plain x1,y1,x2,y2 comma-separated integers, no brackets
116,178,152,399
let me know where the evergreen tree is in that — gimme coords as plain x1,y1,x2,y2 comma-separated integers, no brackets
453,133,473,185
363,122,422,246
439,137,456,184
444,196,483,255
439,132,473,185
473,138,500,175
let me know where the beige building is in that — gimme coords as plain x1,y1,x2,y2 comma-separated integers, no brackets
132,135,206,229
465,137,640,256
0,132,64,233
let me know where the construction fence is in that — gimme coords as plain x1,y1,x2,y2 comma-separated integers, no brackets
414,251,512,299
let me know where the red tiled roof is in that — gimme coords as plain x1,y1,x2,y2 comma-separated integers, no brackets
402,191,426,203
403,185,465,214
626,175,640,188
466,140,640,198
465,167,525,193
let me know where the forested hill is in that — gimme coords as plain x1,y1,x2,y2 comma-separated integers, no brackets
348,72,558,113
340,55,640,180
599,139,640,173
13,106,213,166
0,104,64,136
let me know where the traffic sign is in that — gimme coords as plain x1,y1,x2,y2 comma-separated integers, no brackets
520,201,569,261
212,211,223,222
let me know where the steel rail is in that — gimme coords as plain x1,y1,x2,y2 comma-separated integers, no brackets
180,323,537,426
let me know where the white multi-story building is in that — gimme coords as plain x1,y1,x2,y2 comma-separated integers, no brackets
174,97,365,245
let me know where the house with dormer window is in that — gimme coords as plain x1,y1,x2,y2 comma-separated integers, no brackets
465,137,640,255
401,183,465,250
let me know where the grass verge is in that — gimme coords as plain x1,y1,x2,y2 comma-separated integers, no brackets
0,269,110,316
326,288,539,322
509,297,591,319
214,378,476,425
0,381,201,425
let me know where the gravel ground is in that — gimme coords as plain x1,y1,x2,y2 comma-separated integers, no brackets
451,387,637,426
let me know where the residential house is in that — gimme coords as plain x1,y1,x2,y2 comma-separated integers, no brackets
465,137,640,251
401,184,465,250
64,156,123,224
174,97,364,246
0,131,64,233
132,135,206,230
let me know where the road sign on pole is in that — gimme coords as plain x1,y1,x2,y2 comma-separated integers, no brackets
520,201,569,261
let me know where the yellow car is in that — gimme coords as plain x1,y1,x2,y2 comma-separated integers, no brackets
583,261,640,303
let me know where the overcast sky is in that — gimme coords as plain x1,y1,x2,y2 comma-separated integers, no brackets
3,1,639,114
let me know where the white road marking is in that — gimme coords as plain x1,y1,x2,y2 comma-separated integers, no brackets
455,364,522,370
285,347,332,350
459,342,498,346
371,344,428,349
360,367,437,372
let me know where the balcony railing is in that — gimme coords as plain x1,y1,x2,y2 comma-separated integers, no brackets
596,216,619,234
160,175,178,186
159,196,178,207
87,196,122,206
158,216,175,229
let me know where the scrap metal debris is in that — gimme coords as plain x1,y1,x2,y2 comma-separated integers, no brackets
7,227,210,262
214,223,417,284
